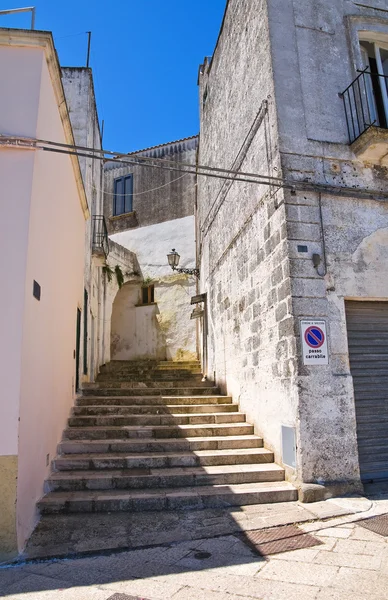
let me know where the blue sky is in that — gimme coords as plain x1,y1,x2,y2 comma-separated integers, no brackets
0,0,226,152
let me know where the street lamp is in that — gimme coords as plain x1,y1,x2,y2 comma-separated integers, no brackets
167,249,200,278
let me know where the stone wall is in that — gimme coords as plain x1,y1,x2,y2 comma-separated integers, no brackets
197,0,299,472
198,0,388,492
269,0,388,488
62,67,105,382
103,137,198,234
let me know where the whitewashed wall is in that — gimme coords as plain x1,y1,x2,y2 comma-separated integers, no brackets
110,215,197,361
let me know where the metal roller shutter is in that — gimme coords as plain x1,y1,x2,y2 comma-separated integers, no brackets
346,301,388,482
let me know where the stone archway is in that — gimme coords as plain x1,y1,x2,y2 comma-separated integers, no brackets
110,283,166,360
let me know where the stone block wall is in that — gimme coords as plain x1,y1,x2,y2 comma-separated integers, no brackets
197,0,388,492
197,0,299,471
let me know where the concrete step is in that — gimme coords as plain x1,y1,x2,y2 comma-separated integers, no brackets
45,463,285,492
58,435,264,455
84,380,212,389
63,422,254,440
53,447,274,471
38,481,298,514
68,412,246,427
76,395,232,406
72,404,239,416
81,387,221,397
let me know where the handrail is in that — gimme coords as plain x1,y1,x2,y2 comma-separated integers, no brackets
340,69,388,143
92,215,109,257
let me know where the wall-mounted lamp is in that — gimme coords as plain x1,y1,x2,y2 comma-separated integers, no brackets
312,252,328,278
167,249,200,278
312,253,321,268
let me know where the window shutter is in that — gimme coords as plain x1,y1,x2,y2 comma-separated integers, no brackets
124,175,133,213
114,178,125,216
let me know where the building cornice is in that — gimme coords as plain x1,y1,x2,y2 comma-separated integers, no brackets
0,28,89,219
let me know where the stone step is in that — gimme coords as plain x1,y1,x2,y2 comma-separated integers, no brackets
157,361,201,367
53,447,274,471
38,481,298,514
97,373,204,381
99,368,202,377
84,380,212,389
63,422,254,440
45,463,285,492
155,366,202,371
76,395,232,406
58,435,263,455
156,368,202,372
81,387,221,397
72,404,239,416
68,412,246,427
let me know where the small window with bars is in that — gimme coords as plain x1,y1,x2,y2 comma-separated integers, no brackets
141,285,155,305
113,175,133,216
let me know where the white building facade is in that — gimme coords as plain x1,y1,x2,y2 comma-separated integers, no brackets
103,137,198,364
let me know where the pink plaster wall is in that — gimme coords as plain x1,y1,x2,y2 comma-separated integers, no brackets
14,51,86,550
0,46,42,457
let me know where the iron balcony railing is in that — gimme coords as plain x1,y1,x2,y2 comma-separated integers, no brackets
92,215,109,257
341,68,388,144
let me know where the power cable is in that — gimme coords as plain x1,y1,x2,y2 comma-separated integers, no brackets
93,173,190,197
0,133,285,185
2,134,388,200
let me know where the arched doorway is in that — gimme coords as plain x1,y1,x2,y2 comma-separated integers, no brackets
110,283,166,360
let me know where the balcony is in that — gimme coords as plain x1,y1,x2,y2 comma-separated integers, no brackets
92,215,109,260
341,68,388,165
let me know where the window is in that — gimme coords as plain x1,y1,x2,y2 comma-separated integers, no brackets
359,39,388,129
113,175,133,216
141,285,154,305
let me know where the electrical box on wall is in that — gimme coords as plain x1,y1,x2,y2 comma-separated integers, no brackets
282,425,296,468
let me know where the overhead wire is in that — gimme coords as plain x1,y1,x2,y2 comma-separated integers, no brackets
0,133,285,185
2,133,388,200
92,173,190,197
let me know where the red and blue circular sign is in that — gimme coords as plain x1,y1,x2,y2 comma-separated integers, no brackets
304,326,325,349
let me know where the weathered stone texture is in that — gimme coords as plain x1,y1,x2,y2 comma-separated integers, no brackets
198,0,388,491
103,137,198,234
197,0,298,467
271,0,388,486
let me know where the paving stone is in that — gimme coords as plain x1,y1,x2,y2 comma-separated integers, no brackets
174,551,263,574
313,549,382,570
313,526,353,538
171,587,249,600
257,559,338,586
333,538,386,556
105,594,152,600
1,573,73,595
351,525,387,541
300,500,352,520
312,536,337,551
316,589,382,600
330,567,388,596
269,546,321,563
3,588,109,600
101,577,184,599
0,566,32,594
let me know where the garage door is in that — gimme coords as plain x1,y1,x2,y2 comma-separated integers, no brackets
346,301,388,482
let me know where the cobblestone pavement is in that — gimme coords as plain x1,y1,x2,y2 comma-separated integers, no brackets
1,495,388,600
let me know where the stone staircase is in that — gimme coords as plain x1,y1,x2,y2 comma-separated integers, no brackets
38,360,297,515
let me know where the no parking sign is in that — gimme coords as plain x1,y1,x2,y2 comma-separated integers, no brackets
300,320,329,365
